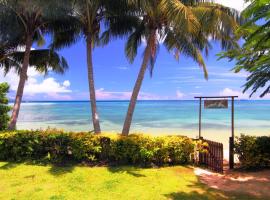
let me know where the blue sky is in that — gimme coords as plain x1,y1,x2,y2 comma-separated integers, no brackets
1,0,268,100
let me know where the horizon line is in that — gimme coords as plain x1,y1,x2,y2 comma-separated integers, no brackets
8,99,269,102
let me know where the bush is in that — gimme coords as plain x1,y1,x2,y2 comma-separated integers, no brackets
0,129,195,166
0,83,11,131
235,135,270,169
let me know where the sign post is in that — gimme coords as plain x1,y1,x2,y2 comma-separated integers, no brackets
199,98,202,139
229,97,235,169
195,96,238,169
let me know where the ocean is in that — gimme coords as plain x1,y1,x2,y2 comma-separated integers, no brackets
13,100,270,147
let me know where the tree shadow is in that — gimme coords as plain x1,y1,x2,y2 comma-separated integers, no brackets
48,164,76,176
165,191,214,200
0,162,18,170
0,161,76,176
164,181,258,200
196,168,270,198
107,166,146,177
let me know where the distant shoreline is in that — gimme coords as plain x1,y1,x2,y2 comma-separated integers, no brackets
8,99,270,103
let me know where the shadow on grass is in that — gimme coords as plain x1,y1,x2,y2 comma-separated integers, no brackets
48,164,75,176
164,179,262,200
0,161,147,177
0,161,76,176
165,190,257,200
0,162,18,170
107,166,146,177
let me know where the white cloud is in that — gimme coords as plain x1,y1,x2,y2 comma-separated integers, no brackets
219,88,249,99
0,68,71,100
24,78,71,94
63,80,71,87
95,88,165,100
214,0,248,12
219,88,270,100
176,90,184,99
45,93,72,100
263,94,270,100
16,46,36,52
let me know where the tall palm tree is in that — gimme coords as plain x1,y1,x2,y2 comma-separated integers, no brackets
0,0,70,130
52,0,130,134
113,0,242,135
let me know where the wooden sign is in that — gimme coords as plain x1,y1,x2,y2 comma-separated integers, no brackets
204,100,228,109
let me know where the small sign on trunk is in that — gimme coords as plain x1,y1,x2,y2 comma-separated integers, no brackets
204,100,228,109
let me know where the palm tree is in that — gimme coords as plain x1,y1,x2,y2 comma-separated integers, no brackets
0,46,68,76
0,0,70,130
115,0,242,135
52,0,130,134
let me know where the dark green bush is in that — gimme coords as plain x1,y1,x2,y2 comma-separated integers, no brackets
0,130,195,166
235,135,270,169
0,82,11,131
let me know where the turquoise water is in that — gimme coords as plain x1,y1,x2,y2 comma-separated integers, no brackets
14,100,270,144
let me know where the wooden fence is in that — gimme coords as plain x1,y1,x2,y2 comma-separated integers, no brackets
199,139,223,173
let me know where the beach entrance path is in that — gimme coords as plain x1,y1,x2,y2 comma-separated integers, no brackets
195,167,270,199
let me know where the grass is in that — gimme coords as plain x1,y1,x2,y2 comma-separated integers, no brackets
0,162,265,200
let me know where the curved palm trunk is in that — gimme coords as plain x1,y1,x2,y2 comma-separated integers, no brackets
8,36,33,130
122,35,153,136
86,34,101,134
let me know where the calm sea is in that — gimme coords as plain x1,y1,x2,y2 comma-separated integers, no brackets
13,100,270,146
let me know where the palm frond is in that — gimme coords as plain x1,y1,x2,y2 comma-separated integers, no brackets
124,22,145,63
164,28,208,79
0,48,68,76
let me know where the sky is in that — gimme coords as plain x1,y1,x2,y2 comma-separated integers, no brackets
1,0,269,101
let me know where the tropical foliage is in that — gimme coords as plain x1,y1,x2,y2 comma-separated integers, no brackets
0,0,69,130
0,83,11,131
51,0,130,134
0,0,245,136
235,134,270,169
102,0,242,135
220,0,270,97
0,129,195,166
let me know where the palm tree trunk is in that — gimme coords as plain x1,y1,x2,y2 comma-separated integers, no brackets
8,35,33,130
86,34,101,134
121,34,153,136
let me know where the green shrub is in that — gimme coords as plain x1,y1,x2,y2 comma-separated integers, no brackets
235,135,270,169
0,83,11,131
0,130,195,166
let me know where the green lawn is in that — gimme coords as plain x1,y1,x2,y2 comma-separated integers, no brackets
0,162,262,200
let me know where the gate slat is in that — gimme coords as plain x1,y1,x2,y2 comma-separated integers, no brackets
198,139,223,173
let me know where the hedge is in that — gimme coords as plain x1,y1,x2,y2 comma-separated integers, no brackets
0,129,196,166
235,135,270,169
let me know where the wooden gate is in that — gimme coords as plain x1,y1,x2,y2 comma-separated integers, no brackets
199,139,223,173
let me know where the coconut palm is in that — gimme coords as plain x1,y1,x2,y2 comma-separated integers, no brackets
51,0,130,134
108,0,242,135
0,0,70,130
0,46,68,76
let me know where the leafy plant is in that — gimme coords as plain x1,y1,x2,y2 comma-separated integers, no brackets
0,129,195,166
235,135,270,169
0,0,69,130
219,0,270,97
0,82,11,131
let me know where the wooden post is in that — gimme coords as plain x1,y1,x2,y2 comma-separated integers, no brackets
229,97,235,169
199,98,202,139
